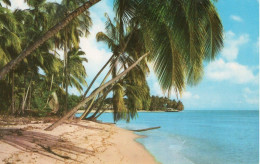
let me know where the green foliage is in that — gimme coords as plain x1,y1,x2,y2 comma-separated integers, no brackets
0,1,89,116
149,96,184,111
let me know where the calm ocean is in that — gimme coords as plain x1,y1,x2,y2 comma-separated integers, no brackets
78,110,259,164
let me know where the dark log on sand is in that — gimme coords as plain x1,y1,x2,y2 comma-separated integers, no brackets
130,126,161,132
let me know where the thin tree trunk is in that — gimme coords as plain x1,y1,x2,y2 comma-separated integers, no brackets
77,57,119,120
64,43,68,113
95,108,106,119
45,52,149,131
87,86,112,120
82,54,114,98
79,86,112,121
28,84,31,110
22,80,32,113
67,55,114,120
42,74,54,110
69,31,135,119
0,0,101,80
11,71,15,114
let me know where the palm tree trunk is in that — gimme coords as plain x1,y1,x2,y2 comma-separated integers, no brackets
0,0,101,80
69,31,135,119
77,56,119,120
82,54,114,98
45,52,149,131
67,55,114,120
28,85,31,110
78,85,112,121
11,71,15,114
64,43,68,113
87,85,113,120
21,80,32,113
95,108,106,119
42,74,54,110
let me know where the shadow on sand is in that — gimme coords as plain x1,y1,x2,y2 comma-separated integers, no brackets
0,127,94,162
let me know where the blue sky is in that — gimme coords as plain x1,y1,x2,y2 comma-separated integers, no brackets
11,0,259,110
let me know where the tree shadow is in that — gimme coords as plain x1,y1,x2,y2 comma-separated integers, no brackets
0,128,94,162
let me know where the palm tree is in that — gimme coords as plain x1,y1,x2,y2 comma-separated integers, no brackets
0,0,223,129
48,0,91,112
47,0,223,130
113,0,223,96
66,47,88,94
0,5,21,113
45,51,149,131
90,15,150,122
0,0,100,79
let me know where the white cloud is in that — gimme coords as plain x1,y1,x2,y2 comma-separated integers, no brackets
230,15,243,22
206,59,258,84
221,31,249,61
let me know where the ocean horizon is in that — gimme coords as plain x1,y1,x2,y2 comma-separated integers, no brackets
77,110,259,164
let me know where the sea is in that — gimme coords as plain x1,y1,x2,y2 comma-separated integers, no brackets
77,110,259,164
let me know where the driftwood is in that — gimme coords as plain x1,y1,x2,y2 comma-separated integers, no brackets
130,126,161,132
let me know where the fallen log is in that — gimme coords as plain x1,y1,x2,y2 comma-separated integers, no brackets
130,126,161,132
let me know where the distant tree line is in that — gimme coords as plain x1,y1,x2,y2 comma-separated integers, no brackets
149,96,184,111
102,96,184,111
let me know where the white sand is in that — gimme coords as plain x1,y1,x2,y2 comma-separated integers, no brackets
0,120,157,164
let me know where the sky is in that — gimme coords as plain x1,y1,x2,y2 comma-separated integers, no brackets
10,0,259,110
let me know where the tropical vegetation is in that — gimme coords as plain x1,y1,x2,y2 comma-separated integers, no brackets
0,0,223,130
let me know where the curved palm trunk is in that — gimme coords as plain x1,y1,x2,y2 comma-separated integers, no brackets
87,97,106,120
77,56,119,120
82,86,113,120
0,0,101,80
45,52,149,131
94,108,106,119
67,55,114,120
73,31,135,119
82,54,114,98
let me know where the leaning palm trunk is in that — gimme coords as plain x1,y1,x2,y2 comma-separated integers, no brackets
0,0,101,80
67,55,114,120
45,52,149,131
94,107,106,119
83,86,113,120
77,56,119,120
82,54,114,98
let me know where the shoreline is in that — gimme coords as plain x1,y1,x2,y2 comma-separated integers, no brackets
76,110,167,114
0,119,158,164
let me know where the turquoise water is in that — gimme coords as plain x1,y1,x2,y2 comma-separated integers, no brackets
77,110,259,164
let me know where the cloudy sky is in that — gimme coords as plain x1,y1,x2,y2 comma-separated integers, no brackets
11,0,259,110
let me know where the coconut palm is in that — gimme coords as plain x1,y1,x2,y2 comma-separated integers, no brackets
83,15,150,122
0,0,99,79
66,47,88,93
48,0,91,112
113,0,223,96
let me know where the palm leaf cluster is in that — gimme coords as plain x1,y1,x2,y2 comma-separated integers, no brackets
113,0,223,95
95,0,223,121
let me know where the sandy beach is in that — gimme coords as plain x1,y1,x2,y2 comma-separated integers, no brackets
0,118,157,164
